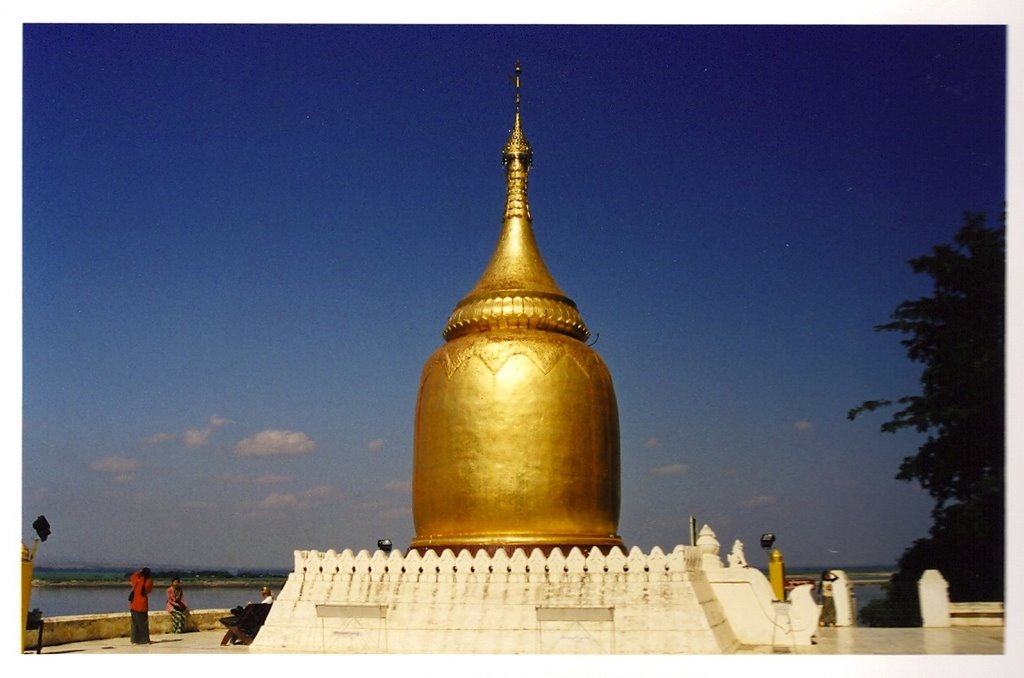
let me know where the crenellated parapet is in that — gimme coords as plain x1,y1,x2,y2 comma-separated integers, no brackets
291,544,702,583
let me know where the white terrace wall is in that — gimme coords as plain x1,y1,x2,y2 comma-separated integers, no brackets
252,544,740,654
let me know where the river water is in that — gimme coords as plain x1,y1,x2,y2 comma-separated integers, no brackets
29,585,269,617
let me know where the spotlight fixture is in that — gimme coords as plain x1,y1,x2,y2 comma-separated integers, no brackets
377,539,393,554
32,516,51,542
759,533,776,550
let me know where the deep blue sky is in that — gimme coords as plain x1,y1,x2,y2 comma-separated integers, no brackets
19,23,1007,571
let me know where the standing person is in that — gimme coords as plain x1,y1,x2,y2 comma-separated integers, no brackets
819,570,839,627
166,577,190,633
128,567,154,644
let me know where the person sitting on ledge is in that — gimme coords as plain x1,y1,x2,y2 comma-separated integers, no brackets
220,602,272,646
228,585,275,617
165,577,190,633
219,585,275,645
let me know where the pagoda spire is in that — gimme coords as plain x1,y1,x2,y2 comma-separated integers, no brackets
411,62,622,557
502,61,532,220
442,62,589,342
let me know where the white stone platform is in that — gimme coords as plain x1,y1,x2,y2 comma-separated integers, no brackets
251,544,740,654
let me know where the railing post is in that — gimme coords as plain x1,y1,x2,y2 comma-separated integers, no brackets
918,569,951,627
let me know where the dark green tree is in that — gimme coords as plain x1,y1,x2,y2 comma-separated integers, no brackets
850,212,1004,626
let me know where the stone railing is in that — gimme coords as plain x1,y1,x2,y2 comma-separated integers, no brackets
695,525,820,647
918,569,1004,627
26,608,230,648
949,602,1004,627
292,543,704,579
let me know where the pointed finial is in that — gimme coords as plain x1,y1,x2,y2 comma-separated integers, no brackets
513,61,522,114
503,61,532,169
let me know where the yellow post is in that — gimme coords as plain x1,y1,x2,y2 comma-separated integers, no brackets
768,548,786,601
21,541,37,650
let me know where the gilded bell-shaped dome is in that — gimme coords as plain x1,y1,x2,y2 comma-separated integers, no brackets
410,64,623,555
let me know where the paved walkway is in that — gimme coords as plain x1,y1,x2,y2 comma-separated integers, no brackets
26,629,247,655
25,625,1005,655
739,625,1004,654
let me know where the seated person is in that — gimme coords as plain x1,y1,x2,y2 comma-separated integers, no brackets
220,586,275,645
228,585,275,617
220,603,271,645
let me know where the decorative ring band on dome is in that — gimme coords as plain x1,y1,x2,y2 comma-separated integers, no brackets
442,294,590,342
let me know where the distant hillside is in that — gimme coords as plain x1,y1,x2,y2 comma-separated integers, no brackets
33,566,290,584
33,559,290,575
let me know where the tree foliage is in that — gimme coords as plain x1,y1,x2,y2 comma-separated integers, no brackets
851,212,1005,624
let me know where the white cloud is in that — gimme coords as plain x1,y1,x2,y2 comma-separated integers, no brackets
147,414,233,449
92,456,139,482
651,463,689,475
220,473,290,485
385,479,411,493
256,473,291,485
259,492,299,509
644,437,660,448
794,420,813,431
92,456,140,473
183,428,211,448
258,485,332,511
302,484,334,499
208,415,233,429
740,495,775,507
368,439,385,452
235,430,315,457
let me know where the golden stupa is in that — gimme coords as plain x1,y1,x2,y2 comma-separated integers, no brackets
410,64,623,555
